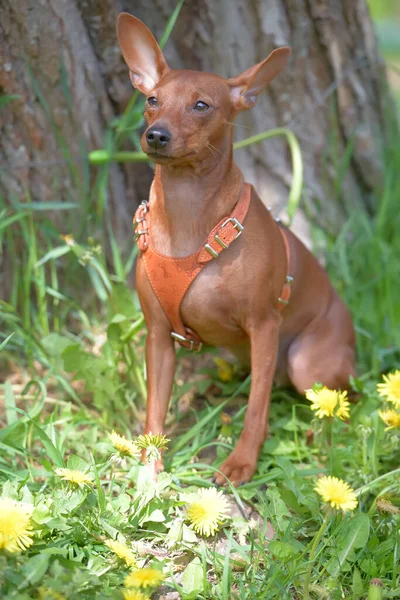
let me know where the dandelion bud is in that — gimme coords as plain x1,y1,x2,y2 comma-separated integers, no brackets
368,579,383,600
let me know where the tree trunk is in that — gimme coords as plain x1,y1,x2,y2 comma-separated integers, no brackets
0,0,396,293
131,0,396,229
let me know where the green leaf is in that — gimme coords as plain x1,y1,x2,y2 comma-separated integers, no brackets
352,567,364,598
142,508,166,523
269,540,300,562
62,343,86,372
329,514,370,576
182,524,198,543
266,485,291,533
53,489,87,515
42,333,74,360
66,454,90,472
20,554,50,587
99,517,120,539
31,421,65,467
181,557,204,599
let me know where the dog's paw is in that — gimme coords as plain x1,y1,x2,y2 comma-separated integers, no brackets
214,451,257,487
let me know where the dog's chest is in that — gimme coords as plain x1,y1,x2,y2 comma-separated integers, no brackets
179,254,250,346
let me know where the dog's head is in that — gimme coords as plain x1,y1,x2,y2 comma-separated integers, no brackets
117,13,291,165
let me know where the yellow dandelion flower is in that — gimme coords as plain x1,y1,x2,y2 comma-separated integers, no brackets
377,370,400,408
109,431,140,458
305,386,350,420
315,476,358,512
122,591,150,600
186,487,229,536
0,497,34,553
213,358,235,382
105,539,137,567
378,409,400,431
124,568,165,589
54,468,93,487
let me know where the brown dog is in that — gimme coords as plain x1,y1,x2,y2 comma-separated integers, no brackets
116,13,356,486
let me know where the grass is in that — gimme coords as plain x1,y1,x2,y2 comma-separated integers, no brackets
1,142,400,599
1,5,400,599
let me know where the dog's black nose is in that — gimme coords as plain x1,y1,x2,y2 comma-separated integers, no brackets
146,126,171,150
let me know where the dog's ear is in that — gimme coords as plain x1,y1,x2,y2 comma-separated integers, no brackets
228,47,291,110
116,13,169,94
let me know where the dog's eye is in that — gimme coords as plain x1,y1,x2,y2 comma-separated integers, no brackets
193,100,209,112
147,96,158,107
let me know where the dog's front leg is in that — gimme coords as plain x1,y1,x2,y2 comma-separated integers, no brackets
214,313,281,486
142,327,176,475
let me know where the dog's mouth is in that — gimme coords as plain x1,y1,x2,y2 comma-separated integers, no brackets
146,151,196,163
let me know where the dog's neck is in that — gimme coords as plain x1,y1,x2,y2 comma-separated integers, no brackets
149,128,243,256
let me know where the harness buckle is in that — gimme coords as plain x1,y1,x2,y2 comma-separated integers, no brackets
204,217,244,258
139,200,148,214
204,244,219,258
221,216,244,238
171,331,203,352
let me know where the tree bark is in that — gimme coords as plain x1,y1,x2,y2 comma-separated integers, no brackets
130,0,396,229
0,0,396,290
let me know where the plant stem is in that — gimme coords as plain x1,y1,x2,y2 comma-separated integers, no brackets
356,466,400,496
303,513,330,600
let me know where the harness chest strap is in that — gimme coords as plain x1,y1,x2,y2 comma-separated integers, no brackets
133,183,293,351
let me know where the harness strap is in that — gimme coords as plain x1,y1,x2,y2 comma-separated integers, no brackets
277,226,294,307
133,184,293,351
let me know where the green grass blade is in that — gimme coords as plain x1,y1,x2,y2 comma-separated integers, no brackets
234,128,303,225
159,0,186,49
36,245,71,267
0,333,15,352
4,381,17,425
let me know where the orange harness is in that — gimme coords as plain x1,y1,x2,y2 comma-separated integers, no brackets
133,183,293,350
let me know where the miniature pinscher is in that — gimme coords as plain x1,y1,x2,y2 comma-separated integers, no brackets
116,13,356,486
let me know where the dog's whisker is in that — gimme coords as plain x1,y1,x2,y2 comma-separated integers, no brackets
206,143,217,158
225,120,254,130
208,143,223,157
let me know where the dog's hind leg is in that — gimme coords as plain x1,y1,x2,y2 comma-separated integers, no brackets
287,299,356,392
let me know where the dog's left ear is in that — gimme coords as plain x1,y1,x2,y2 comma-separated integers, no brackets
228,47,291,110
116,13,169,94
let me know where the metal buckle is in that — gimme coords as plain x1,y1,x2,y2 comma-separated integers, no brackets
204,244,219,258
133,201,149,235
134,228,148,242
214,235,229,249
221,217,244,237
171,331,202,352
204,217,244,258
